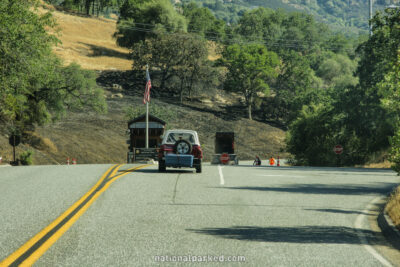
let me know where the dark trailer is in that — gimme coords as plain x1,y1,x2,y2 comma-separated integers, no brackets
127,114,166,162
211,132,239,165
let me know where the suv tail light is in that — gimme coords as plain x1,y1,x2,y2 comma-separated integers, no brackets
192,145,203,159
159,144,174,157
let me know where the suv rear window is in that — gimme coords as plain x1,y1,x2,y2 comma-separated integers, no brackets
166,133,196,144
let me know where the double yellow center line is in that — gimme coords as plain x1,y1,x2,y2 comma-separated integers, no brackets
0,164,149,267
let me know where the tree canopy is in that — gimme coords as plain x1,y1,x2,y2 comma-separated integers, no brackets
222,44,280,120
0,0,106,133
110,2,400,167
131,32,215,103
114,0,187,48
182,2,226,41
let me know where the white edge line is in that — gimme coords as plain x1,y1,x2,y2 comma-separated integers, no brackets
257,175,285,177
257,175,306,177
354,196,393,267
218,165,225,185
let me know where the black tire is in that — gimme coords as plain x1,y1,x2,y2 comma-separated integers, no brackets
195,160,202,173
174,140,192,154
158,160,166,172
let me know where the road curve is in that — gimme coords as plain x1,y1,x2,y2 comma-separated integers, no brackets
0,163,399,266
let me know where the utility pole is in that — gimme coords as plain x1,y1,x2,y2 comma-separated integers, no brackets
145,64,149,149
369,0,373,36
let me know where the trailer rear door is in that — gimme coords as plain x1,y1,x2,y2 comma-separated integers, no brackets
215,132,234,154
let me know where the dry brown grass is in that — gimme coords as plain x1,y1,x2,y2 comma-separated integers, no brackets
24,131,58,153
363,161,392,168
208,41,222,61
40,7,132,70
39,7,221,70
386,186,400,227
0,92,288,165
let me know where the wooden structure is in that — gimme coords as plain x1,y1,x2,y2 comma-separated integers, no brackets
127,114,166,162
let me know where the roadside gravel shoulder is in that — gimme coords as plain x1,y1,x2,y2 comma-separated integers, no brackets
378,210,400,251
368,197,400,266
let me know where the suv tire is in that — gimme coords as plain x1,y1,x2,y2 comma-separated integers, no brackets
195,160,202,173
174,140,192,154
158,160,166,172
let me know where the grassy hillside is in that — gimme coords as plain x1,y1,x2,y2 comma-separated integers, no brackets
42,6,132,70
0,92,287,165
0,7,287,165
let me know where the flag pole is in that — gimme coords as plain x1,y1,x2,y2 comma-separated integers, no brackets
145,64,149,149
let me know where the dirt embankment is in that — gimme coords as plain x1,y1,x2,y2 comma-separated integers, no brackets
0,91,287,165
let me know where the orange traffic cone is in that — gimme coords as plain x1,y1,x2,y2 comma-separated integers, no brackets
277,156,280,167
72,158,77,165
269,157,275,166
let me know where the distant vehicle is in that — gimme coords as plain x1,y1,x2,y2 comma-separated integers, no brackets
158,130,203,173
211,132,239,165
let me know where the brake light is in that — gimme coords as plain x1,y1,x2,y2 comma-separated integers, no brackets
162,145,173,151
159,144,174,157
192,145,203,159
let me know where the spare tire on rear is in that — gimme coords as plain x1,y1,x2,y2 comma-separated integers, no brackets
174,140,192,154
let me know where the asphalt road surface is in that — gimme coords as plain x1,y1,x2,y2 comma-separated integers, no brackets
0,163,399,266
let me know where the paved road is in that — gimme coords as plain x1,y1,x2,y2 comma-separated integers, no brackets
0,163,399,266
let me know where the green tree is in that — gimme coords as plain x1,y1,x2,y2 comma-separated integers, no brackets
235,8,329,55
357,9,400,90
378,54,400,120
317,53,358,88
271,50,322,124
172,35,211,103
286,102,339,166
0,0,107,132
378,54,400,173
286,84,389,166
115,0,187,47
58,0,120,16
131,32,212,99
222,44,280,120
235,7,280,42
182,2,225,40
131,33,188,90
389,128,400,174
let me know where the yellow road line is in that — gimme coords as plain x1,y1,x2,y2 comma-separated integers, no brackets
0,164,121,267
0,164,149,267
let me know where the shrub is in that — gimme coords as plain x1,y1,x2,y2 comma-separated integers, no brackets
19,150,34,165
389,128,400,175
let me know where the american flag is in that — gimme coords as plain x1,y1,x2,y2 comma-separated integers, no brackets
143,67,151,104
